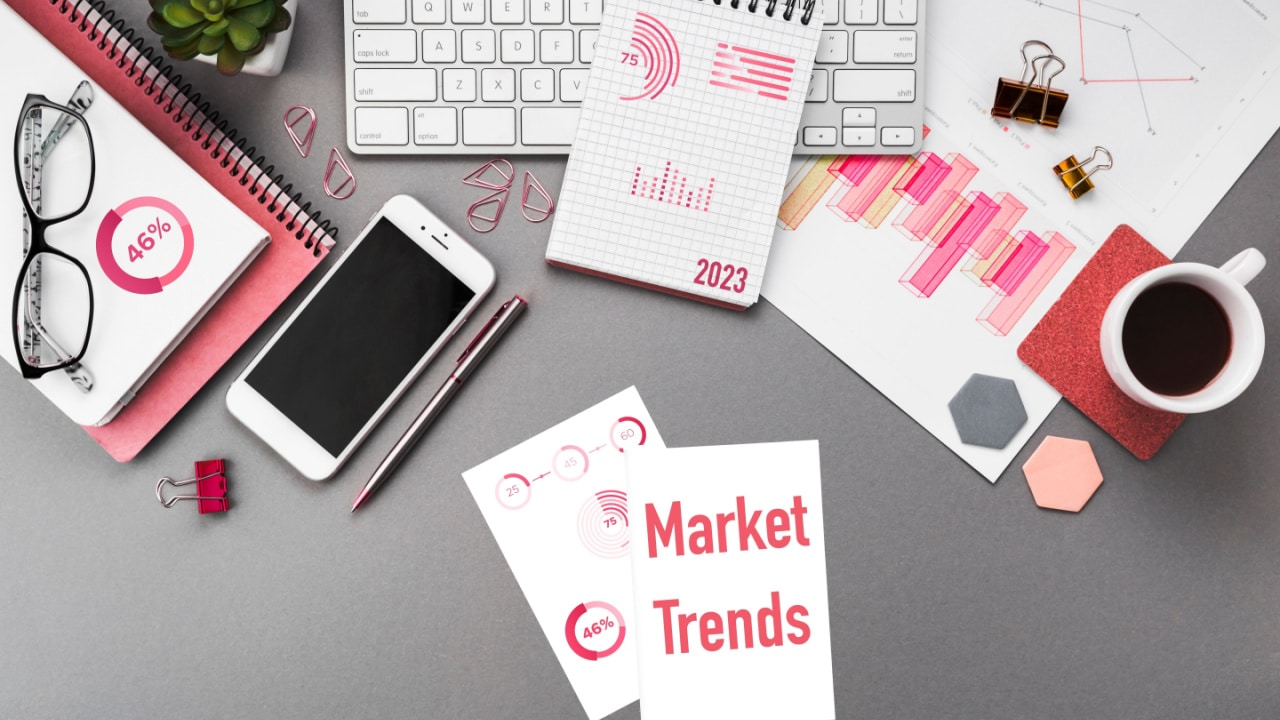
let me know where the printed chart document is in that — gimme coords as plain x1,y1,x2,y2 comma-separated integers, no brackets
462,387,663,720
626,440,834,720
763,0,1280,480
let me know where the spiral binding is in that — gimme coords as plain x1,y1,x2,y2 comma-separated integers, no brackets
708,0,817,23
48,0,338,255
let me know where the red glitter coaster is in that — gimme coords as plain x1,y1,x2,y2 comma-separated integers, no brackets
1018,225,1185,459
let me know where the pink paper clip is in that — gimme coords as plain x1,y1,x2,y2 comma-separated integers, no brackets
462,158,515,190
156,459,229,514
283,105,317,158
467,187,510,234
324,147,357,200
521,171,555,223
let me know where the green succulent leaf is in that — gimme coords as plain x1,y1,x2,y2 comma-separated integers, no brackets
231,0,276,28
265,7,291,34
190,0,213,14
217,42,246,75
228,0,268,9
164,35,203,60
197,33,225,55
225,16,261,52
157,20,209,44
160,3,206,28
203,18,230,36
149,0,168,12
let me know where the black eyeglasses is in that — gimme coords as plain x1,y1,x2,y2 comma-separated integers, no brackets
12,93,96,381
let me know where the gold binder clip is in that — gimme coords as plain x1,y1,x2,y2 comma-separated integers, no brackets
1054,146,1113,199
992,41,1068,127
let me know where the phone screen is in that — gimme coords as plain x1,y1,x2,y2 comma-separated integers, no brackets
246,218,475,455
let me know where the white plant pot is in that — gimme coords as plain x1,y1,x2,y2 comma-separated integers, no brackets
193,0,297,77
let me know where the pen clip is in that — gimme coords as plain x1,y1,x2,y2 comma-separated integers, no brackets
457,298,513,364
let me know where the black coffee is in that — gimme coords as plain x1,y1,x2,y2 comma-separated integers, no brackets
1121,282,1231,396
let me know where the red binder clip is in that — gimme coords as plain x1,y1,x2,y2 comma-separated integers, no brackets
156,459,229,514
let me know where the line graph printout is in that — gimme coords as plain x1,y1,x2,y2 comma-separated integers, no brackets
463,387,664,720
764,0,1280,481
547,0,823,308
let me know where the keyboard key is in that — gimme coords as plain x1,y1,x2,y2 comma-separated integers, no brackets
482,68,517,101
462,107,516,145
443,68,478,101
422,29,457,61
412,0,446,23
353,0,406,23
579,29,598,63
803,127,837,146
541,29,575,63
569,0,603,25
355,107,409,145
529,0,563,24
353,30,417,63
491,0,524,23
844,0,877,24
881,126,916,146
462,29,497,62
560,68,589,101
843,128,875,146
501,29,536,62
883,0,918,25
415,107,458,144
521,68,555,101
842,107,875,126
815,31,849,64
354,69,438,101
822,0,839,25
452,0,485,23
521,108,579,145
806,69,828,102
853,30,916,64
833,69,915,102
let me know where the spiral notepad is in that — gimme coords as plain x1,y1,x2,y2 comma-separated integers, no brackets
7,0,336,460
546,0,823,309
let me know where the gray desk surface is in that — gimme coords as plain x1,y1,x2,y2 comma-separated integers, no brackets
3,3,1278,718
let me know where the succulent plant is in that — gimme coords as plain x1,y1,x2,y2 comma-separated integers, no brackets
148,0,292,76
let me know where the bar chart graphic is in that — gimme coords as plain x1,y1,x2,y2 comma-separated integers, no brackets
779,149,1076,336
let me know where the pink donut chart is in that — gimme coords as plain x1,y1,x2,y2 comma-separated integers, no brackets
564,600,626,661
95,196,194,295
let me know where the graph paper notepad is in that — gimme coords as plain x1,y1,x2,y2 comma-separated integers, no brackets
546,0,823,310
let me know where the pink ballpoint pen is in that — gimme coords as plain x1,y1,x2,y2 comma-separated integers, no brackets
352,295,528,511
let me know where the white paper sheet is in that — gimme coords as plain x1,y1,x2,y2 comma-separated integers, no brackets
626,440,834,720
763,0,1280,480
462,387,663,720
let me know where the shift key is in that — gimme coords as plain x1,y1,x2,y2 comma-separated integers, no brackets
352,30,417,63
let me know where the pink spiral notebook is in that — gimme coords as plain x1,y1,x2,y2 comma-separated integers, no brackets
9,0,335,461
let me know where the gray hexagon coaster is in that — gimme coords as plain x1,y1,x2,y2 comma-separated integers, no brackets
948,374,1028,449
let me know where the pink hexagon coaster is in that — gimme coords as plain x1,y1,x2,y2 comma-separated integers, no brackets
1022,437,1104,512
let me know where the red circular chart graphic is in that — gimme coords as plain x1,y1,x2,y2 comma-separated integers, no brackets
564,601,627,661
609,416,648,452
495,473,531,510
95,196,195,295
577,489,630,559
552,445,589,481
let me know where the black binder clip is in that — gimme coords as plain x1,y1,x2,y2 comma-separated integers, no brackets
992,41,1068,128
156,459,229,514
1053,146,1113,199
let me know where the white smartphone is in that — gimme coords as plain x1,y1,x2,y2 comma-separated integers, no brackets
226,195,496,480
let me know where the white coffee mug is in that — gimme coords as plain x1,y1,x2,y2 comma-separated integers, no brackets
1100,248,1266,413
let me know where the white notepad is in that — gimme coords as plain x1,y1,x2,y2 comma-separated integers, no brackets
0,3,268,426
547,0,823,309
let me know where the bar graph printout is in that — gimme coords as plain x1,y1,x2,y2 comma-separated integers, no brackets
763,0,1280,481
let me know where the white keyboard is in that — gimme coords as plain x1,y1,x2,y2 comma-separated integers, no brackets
343,0,926,155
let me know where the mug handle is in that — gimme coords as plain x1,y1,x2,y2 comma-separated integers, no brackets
1220,248,1266,286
